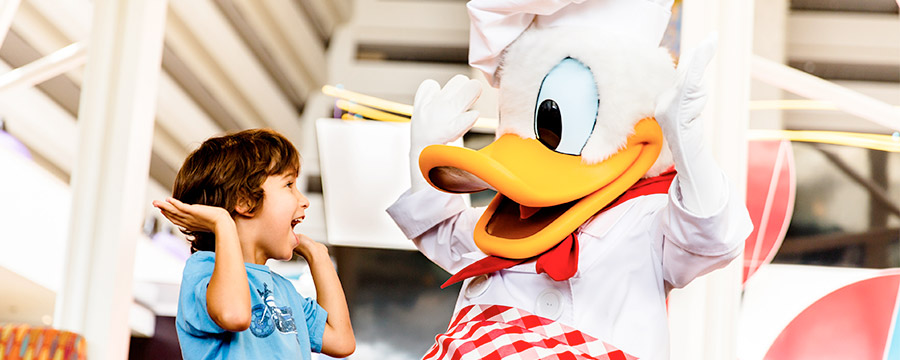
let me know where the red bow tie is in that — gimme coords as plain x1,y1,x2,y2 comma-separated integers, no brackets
442,169,676,288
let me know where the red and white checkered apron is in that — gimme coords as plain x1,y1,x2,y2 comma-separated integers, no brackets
423,305,638,360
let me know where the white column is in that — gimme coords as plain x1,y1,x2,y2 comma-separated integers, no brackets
668,1,753,359
54,0,168,359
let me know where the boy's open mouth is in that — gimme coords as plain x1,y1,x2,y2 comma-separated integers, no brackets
291,216,304,229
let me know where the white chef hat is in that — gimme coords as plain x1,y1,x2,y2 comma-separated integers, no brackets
468,0,675,87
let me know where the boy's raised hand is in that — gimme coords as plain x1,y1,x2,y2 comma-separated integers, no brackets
292,233,328,260
152,198,233,233
291,233,356,357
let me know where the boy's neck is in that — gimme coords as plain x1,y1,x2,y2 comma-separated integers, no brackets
233,218,268,265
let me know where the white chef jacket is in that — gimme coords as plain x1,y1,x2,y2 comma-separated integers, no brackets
387,173,752,360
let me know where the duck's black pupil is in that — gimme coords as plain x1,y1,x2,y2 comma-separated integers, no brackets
536,99,562,150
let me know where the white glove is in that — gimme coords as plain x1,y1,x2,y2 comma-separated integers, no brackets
410,74,483,192
655,34,725,216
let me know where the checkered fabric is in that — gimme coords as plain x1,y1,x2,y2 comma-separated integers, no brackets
423,305,638,360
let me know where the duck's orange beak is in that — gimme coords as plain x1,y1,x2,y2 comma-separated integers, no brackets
419,118,664,259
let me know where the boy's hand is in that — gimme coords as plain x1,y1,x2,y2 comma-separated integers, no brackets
293,232,356,357
152,198,233,233
293,233,328,261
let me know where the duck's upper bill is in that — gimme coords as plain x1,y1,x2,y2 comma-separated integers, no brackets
421,119,663,208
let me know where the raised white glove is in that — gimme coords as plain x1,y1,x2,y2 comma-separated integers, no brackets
655,34,725,216
410,74,482,192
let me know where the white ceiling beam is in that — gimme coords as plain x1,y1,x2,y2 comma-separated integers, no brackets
0,42,86,95
261,0,326,85
337,61,470,103
8,1,216,174
301,0,340,37
152,122,191,171
753,55,900,132
4,0,232,181
355,27,469,49
230,0,320,99
0,63,195,184
783,80,900,133
788,11,900,66
24,0,91,41
10,2,76,48
164,6,263,130
304,0,351,27
167,0,301,141
156,72,222,150
352,0,468,47
834,81,900,103
326,0,352,23
0,0,21,49
22,0,316,144
10,1,86,83
325,24,470,119
0,60,77,174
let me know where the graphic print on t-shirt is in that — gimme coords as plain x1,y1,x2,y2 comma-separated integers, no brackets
249,283,298,337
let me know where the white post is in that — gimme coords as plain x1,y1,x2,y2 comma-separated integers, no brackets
54,0,168,359
668,1,753,359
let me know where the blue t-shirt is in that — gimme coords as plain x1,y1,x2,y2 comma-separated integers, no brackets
176,251,328,360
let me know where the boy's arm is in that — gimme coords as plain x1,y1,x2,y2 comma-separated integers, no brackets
295,235,355,358
154,198,251,332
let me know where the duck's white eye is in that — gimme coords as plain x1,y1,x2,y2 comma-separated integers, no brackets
534,57,599,155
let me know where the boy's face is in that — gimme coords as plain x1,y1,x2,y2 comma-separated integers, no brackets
251,170,308,261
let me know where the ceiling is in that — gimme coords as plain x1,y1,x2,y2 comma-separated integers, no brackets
0,0,351,190
0,0,896,192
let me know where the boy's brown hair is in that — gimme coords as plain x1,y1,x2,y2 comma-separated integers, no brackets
173,128,300,253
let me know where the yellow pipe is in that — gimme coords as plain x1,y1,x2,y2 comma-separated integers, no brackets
323,85,413,116
335,99,410,123
748,129,900,152
340,113,365,121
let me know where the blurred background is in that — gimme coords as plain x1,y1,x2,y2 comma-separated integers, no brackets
0,0,898,359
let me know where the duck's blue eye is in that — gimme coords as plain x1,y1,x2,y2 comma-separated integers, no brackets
534,57,599,155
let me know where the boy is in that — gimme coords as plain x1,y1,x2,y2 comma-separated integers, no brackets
153,129,355,360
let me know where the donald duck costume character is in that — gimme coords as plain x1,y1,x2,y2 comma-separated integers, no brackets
387,0,753,358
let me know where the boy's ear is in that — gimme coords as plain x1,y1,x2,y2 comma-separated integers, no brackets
234,198,255,217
